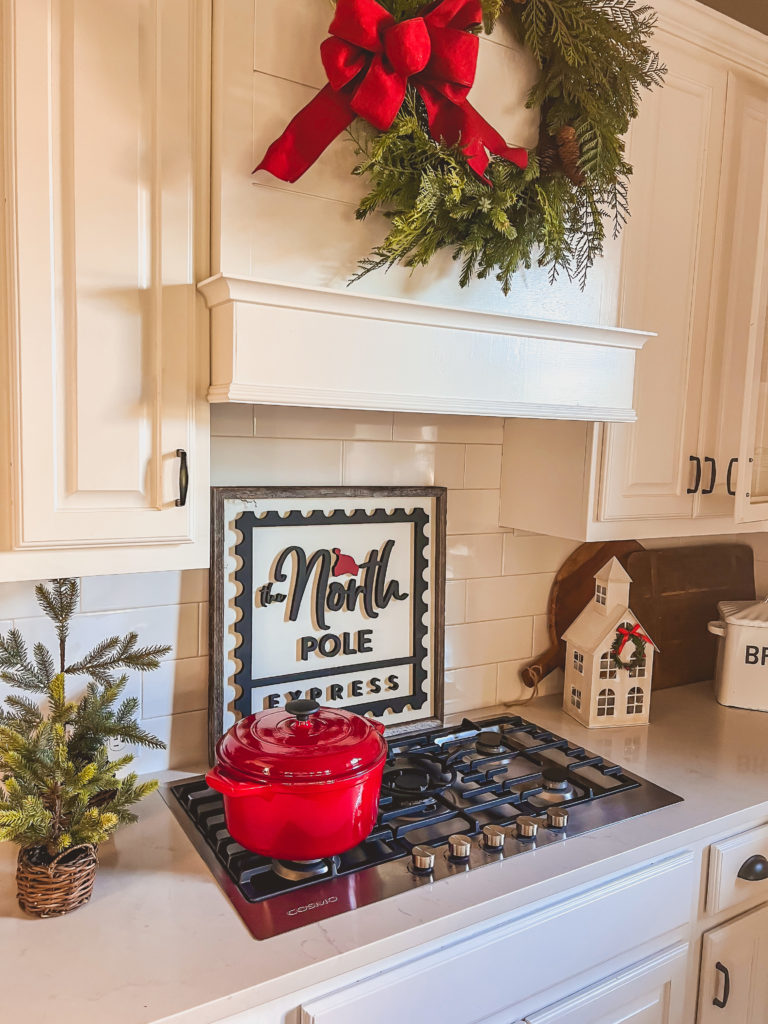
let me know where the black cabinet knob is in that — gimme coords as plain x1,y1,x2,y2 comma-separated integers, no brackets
687,455,702,494
738,854,768,881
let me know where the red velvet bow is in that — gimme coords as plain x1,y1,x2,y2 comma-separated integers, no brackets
616,623,651,657
255,0,528,184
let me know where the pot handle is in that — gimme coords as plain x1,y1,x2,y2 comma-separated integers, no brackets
370,717,386,736
707,620,727,638
205,765,264,798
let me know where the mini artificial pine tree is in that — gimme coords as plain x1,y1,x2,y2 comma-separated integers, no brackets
0,578,169,859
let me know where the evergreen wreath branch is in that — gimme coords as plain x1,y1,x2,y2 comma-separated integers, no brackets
346,0,665,293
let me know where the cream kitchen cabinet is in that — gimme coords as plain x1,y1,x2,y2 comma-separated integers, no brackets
518,942,689,1024
697,902,768,1023
500,8,768,542
0,0,211,582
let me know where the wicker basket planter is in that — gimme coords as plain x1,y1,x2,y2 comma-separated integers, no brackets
16,844,98,918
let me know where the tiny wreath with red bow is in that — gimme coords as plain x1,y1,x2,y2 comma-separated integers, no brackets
257,0,665,293
610,625,650,671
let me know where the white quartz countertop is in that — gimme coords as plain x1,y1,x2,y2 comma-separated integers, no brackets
4,681,768,1024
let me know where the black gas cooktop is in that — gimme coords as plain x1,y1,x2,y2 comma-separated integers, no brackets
162,712,682,939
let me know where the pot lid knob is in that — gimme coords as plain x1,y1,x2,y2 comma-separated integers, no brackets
285,699,320,723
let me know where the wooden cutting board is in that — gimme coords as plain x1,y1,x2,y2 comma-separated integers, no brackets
522,542,755,691
623,544,755,690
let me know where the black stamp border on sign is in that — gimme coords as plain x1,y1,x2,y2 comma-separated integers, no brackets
209,486,446,764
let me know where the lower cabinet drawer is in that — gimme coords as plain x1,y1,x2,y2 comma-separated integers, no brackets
707,822,768,915
299,851,694,1024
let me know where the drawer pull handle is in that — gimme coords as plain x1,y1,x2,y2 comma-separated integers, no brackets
175,449,189,508
687,455,702,494
726,457,738,496
737,853,768,881
702,456,717,495
713,961,730,1008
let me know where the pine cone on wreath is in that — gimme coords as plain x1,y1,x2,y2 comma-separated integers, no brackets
556,125,586,186
537,134,560,175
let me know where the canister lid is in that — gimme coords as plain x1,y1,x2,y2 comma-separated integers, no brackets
214,699,387,785
718,598,768,627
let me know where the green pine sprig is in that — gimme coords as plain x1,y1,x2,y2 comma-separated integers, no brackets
0,579,169,856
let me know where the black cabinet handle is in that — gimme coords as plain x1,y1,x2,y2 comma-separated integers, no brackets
687,455,702,494
726,457,738,497
713,961,730,1008
702,457,717,495
175,449,189,507
738,853,768,881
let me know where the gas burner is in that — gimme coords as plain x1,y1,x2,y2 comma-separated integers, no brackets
476,730,505,755
384,766,432,797
381,755,456,806
527,765,579,807
271,857,336,882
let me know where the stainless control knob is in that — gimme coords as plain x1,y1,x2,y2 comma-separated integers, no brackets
411,845,435,872
546,806,569,830
448,834,472,860
516,815,540,840
482,824,506,851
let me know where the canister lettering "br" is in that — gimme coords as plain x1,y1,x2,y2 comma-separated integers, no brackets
744,646,768,665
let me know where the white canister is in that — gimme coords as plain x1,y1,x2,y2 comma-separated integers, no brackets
708,599,768,711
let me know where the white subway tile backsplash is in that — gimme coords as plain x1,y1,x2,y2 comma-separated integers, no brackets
11,605,197,666
342,441,465,488
0,582,51,620
446,489,509,535
393,413,504,445
465,573,554,622
128,710,208,773
445,617,532,670
444,664,498,716
446,534,503,580
497,662,564,705
532,614,549,653
445,581,466,626
464,445,502,489
80,570,208,613
502,534,578,576
254,405,393,441
210,403,254,437
211,436,343,486
141,656,208,720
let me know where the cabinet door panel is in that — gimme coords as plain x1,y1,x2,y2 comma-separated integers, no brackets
699,72,768,522
697,902,768,1024
599,38,727,523
522,943,688,1024
3,0,208,550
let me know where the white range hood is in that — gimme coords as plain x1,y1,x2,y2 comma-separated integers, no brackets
198,274,651,422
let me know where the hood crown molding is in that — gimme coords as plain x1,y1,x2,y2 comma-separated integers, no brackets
199,275,652,422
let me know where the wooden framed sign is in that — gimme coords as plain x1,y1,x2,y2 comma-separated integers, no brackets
209,486,446,759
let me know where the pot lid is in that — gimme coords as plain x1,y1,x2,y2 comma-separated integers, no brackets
718,598,768,627
215,699,387,785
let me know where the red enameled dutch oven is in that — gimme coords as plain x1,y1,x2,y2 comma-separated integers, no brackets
205,699,387,860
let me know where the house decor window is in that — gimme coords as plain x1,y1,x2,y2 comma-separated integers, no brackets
627,687,644,715
599,651,617,680
597,688,616,717
573,650,584,673
595,584,607,606
628,657,647,679
571,687,582,710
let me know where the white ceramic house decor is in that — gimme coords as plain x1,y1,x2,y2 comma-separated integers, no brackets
562,558,657,728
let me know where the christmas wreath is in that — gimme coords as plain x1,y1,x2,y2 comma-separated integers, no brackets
610,622,651,670
257,0,665,293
